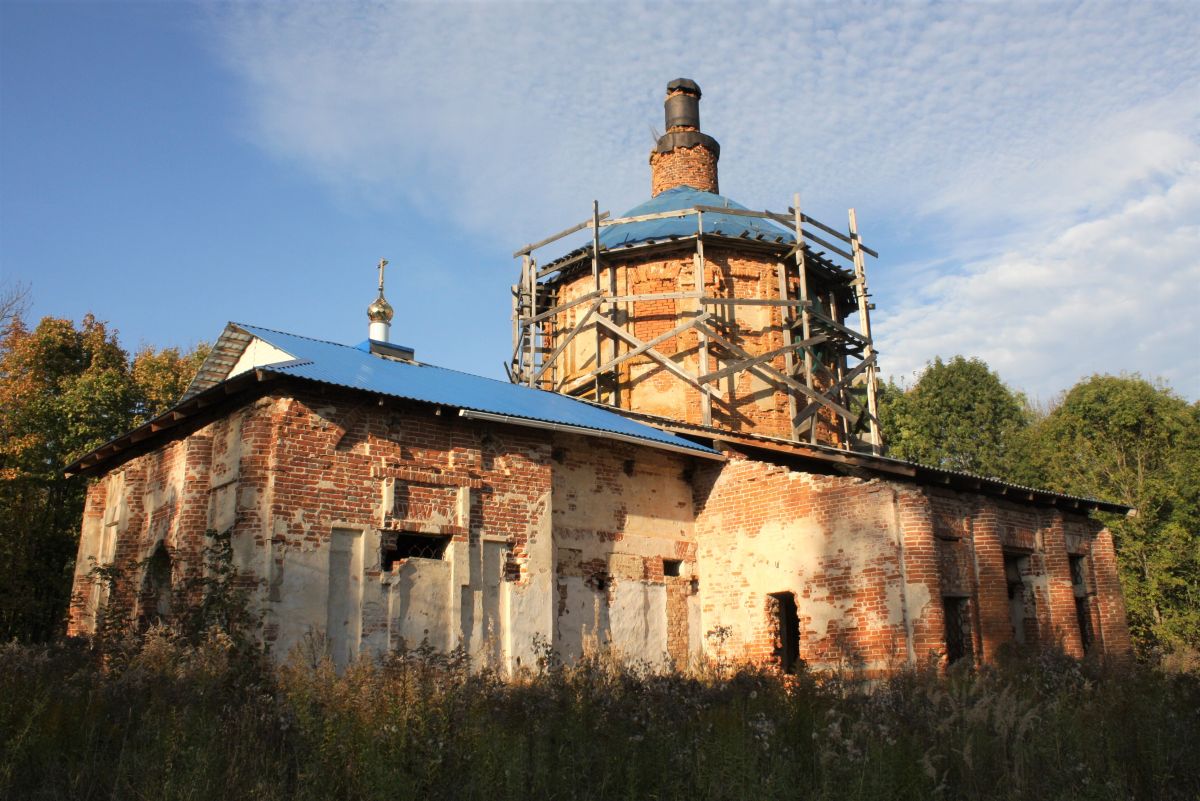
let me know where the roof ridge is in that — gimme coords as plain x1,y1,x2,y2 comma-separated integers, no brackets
233,322,354,350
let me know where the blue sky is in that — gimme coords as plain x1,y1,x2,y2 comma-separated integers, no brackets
2,1,1198,403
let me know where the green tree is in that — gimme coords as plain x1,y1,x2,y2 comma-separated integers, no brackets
0,312,207,641
130,343,210,426
880,356,1035,482
1033,375,1200,660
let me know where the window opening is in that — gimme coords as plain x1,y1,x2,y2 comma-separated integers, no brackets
662,558,682,577
1004,553,1030,645
382,532,450,571
769,591,801,674
1069,555,1094,653
1069,554,1087,589
943,596,974,665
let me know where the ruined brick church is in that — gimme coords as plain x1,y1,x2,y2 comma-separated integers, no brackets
67,80,1132,675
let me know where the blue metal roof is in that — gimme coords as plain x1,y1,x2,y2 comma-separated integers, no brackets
598,187,794,249
235,324,719,457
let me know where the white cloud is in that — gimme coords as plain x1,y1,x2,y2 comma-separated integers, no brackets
876,156,1200,402
206,1,1200,398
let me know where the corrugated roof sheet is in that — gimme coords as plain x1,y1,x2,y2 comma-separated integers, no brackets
599,186,794,249
235,324,719,457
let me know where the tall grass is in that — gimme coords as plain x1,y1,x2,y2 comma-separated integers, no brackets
2,630,1197,801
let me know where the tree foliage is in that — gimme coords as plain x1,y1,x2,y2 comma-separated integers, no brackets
1032,375,1200,660
880,356,1034,482
0,312,208,642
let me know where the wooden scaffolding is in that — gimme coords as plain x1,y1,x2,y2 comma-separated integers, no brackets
508,195,883,454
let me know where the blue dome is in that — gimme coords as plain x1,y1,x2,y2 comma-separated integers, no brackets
598,186,794,250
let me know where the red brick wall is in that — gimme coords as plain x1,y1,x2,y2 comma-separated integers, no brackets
68,386,1133,672
68,389,554,648
692,455,1133,674
918,489,1130,666
650,144,718,195
693,454,912,676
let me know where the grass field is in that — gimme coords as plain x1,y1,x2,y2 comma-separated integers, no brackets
2,629,1198,801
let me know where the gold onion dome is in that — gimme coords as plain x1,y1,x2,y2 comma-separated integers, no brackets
367,292,394,323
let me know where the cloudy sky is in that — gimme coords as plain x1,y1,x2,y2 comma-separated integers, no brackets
2,1,1197,402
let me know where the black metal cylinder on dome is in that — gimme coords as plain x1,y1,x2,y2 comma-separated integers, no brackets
664,78,701,130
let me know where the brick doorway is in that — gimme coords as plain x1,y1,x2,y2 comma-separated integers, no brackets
769,591,801,673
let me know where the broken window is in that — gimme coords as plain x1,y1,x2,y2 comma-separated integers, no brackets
662,558,682,577
137,541,173,629
1069,554,1087,588
943,596,974,665
769,591,801,674
382,532,450,571
1004,553,1030,645
1069,555,1095,653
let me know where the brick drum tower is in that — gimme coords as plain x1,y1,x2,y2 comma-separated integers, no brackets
511,79,882,451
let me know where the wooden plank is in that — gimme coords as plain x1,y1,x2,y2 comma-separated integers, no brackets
849,207,881,453
800,231,855,262
695,215,712,426
509,282,519,381
591,200,604,402
537,250,592,278
526,289,604,325
790,356,876,431
777,258,800,439
526,255,537,386
826,354,874,394
605,291,703,303
693,204,775,220
599,208,699,227
516,259,529,382
594,315,710,393
793,194,817,442
607,209,621,406
802,307,869,348
791,208,880,258
698,335,827,385
828,290,850,443
513,211,610,258
695,320,855,421
510,322,527,366
702,296,805,307
530,300,602,383
777,230,854,264
570,312,710,388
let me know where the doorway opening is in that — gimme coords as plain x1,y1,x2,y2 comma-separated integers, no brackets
943,596,974,665
769,591,800,674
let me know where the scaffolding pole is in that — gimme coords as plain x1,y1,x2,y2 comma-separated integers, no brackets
848,207,881,454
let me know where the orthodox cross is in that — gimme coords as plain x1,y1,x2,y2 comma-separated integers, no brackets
377,258,389,293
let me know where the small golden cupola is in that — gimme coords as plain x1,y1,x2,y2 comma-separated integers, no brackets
368,258,394,342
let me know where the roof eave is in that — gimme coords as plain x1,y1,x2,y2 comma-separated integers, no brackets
64,368,276,478
540,235,850,287
587,406,1132,516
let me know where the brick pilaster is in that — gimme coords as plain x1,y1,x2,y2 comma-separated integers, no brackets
1043,511,1085,657
1089,524,1132,663
972,500,1014,663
